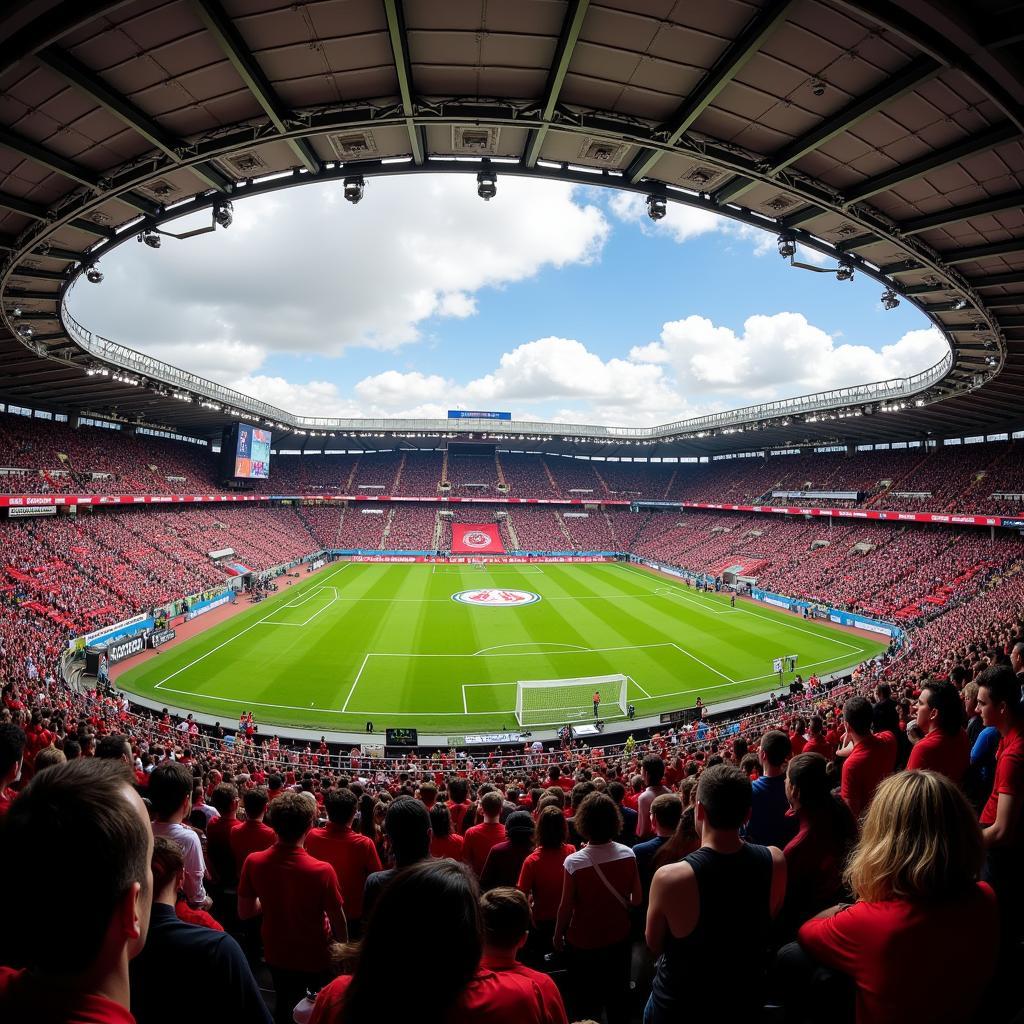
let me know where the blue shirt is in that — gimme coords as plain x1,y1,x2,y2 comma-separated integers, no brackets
634,834,668,893
745,774,797,848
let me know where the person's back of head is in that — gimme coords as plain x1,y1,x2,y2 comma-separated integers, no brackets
607,780,625,805
570,780,596,811
0,759,152,978
696,763,752,832
642,755,665,787
759,730,792,770
575,791,622,845
429,801,453,838
324,786,358,826
242,787,269,821
449,778,468,803
270,790,315,844
0,723,26,783
148,761,194,820
479,790,503,821
209,782,238,817
504,811,534,846
843,696,874,737
33,745,66,772
340,860,481,1024
480,886,530,952
385,796,432,865
151,835,185,902
418,781,437,807
650,793,683,835
548,765,560,781
95,733,131,763
535,804,568,849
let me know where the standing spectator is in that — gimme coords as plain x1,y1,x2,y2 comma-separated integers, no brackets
0,760,152,1023
481,810,534,891
363,796,431,917
149,761,211,910
803,716,834,760
633,793,682,896
795,771,996,1024
305,787,382,939
131,837,270,1024
447,778,473,834
430,801,465,860
554,792,641,1024
309,860,548,1024
517,805,575,960
463,791,507,876
205,782,242,889
607,780,637,846
238,790,347,1024
0,723,25,818
871,683,900,736
746,730,797,848
645,764,786,1022
480,887,568,1024
839,697,896,821
636,755,670,840
230,787,276,873
906,680,970,783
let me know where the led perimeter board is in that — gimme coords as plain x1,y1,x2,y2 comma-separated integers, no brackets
221,423,272,480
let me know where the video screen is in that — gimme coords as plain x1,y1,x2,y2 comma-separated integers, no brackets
233,424,271,479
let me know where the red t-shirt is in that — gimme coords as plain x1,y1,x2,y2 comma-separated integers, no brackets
431,832,465,860
803,736,835,760
309,967,548,1024
462,821,506,876
517,844,575,922
543,778,573,793
448,800,472,834
981,725,1024,829
562,842,638,948
840,732,897,820
229,819,276,872
238,843,344,972
906,728,970,784
175,900,224,931
0,967,135,1024
798,885,997,1024
481,952,568,1024
789,731,806,756
305,823,382,920
205,814,241,883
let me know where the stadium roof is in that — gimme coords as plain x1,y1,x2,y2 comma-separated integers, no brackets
0,0,1022,458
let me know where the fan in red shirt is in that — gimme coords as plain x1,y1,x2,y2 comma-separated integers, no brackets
797,771,997,1024
0,723,26,819
238,791,347,1024
543,765,574,792
802,716,835,761
517,806,575,958
230,787,276,874
447,777,473,834
838,697,896,820
462,792,507,876
310,860,548,1024
0,759,153,1024
305,787,382,936
906,680,970,784
430,802,466,859
205,783,243,887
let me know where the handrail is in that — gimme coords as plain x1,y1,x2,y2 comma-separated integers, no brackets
61,302,953,440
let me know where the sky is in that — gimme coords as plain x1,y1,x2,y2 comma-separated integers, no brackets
66,174,949,427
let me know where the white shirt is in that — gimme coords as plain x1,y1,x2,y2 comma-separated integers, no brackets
152,821,208,906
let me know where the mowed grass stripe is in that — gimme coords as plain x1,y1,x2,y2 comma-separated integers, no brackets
117,562,887,733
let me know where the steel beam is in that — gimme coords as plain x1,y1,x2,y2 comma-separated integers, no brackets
0,127,98,186
383,0,424,164
0,191,47,219
969,271,1024,288
524,0,590,167
902,190,1024,234
944,238,1024,263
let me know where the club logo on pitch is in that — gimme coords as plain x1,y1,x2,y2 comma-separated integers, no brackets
462,531,494,549
452,589,541,607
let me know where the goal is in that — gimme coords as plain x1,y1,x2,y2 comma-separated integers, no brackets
514,674,630,728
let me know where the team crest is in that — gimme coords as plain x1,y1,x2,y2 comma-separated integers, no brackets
462,531,494,549
452,589,542,607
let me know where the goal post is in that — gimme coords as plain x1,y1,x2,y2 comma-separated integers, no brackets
514,674,629,728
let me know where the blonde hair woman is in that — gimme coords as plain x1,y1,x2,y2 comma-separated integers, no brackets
797,770,997,1024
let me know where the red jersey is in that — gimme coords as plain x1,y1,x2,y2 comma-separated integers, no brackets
562,842,638,948
205,814,241,884
310,967,548,1024
981,725,1024,829
238,843,344,972
798,885,997,1024
840,732,897,820
803,736,835,760
431,832,465,860
906,728,970,784
0,967,134,1024
175,900,224,931
462,821,506,876
305,823,382,921
481,951,568,1024
517,844,575,922
229,819,276,872
448,799,472,834
789,731,806,756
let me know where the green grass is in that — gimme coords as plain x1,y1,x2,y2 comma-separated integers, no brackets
116,562,887,736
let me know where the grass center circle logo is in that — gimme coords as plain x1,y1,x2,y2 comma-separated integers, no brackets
462,531,494,549
452,588,542,608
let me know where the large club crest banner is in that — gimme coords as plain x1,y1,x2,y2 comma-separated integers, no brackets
452,523,506,554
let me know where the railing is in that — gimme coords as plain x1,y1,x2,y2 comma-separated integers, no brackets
61,301,954,442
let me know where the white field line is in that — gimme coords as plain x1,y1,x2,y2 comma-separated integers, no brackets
631,675,652,699
473,642,589,655
260,588,340,627
341,654,371,712
431,564,545,575
616,563,730,614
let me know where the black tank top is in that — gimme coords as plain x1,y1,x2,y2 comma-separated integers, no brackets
648,843,774,1021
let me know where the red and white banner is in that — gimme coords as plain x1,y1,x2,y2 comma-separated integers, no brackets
451,523,507,554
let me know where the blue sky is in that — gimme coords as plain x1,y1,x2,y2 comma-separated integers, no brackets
67,175,946,426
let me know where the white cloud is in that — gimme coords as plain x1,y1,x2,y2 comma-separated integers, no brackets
608,190,723,243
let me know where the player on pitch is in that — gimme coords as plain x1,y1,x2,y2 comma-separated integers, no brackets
593,690,601,719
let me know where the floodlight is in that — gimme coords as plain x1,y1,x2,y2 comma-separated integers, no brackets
16,323,34,340
777,234,797,259
835,261,854,282
343,176,365,204
213,201,233,228
881,287,900,310
952,297,968,311
138,229,161,249
477,167,497,201
985,355,998,367
647,194,667,221
85,264,104,284
10,306,22,318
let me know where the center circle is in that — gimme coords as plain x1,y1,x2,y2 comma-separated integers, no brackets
451,589,542,607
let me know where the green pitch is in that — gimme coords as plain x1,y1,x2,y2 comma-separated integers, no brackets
116,561,887,735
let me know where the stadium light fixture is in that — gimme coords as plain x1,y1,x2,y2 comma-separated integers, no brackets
343,176,365,204
85,264,104,284
138,229,161,249
10,306,22,318
646,194,667,221
776,234,797,259
16,323,34,340
477,165,497,201
881,287,900,310
835,262,854,282
953,297,969,311
213,200,234,229
985,355,999,367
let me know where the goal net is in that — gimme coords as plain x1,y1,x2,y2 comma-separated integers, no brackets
514,674,629,728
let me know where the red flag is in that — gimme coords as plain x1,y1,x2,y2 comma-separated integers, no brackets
452,523,506,554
